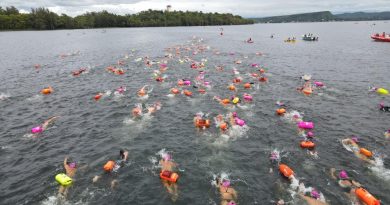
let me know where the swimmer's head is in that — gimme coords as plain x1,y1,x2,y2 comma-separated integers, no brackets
69,162,77,168
232,112,238,118
222,180,230,187
120,149,125,158
31,126,43,134
339,170,349,179
67,158,77,168
227,202,236,205
307,132,314,137
351,136,358,143
310,189,320,199
163,154,172,161
379,102,384,108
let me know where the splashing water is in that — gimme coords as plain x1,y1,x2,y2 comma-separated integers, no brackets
0,93,10,101
27,94,43,102
370,156,390,181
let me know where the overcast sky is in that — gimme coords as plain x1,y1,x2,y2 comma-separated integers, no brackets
2,0,390,17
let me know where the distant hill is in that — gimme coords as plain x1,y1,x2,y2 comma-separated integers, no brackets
335,11,390,21
251,11,390,23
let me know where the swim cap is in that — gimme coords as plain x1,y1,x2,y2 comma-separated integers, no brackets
232,112,237,118
163,154,171,161
222,180,230,187
307,132,314,137
227,202,236,205
310,190,320,199
339,170,349,179
232,97,240,104
31,126,43,134
69,162,77,169
351,136,358,143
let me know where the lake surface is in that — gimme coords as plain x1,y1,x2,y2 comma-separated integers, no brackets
0,22,389,205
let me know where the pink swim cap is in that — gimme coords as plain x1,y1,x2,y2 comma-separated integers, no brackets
31,126,43,134
232,112,237,118
69,162,77,169
339,170,349,179
307,132,314,137
163,154,171,161
228,202,236,205
222,180,230,187
351,136,358,143
311,190,320,199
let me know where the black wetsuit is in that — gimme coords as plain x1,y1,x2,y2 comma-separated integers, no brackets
380,106,390,112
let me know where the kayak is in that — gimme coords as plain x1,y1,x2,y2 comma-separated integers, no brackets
371,35,390,42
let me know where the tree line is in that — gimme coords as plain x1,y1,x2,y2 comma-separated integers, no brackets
0,6,254,30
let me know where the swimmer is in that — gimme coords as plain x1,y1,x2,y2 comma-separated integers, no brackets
159,154,179,201
330,168,363,204
229,112,246,127
216,179,238,205
341,137,375,164
298,187,329,205
385,129,390,139
58,157,77,199
146,101,162,114
93,149,129,189
31,116,58,135
379,102,390,112
137,85,149,97
132,103,143,118
215,114,228,132
116,86,126,94
194,113,210,129
72,68,86,76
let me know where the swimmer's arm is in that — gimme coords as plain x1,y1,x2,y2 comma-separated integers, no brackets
330,168,337,180
123,151,129,161
232,189,238,200
64,157,69,169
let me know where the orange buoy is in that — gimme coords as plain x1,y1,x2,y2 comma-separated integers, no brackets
198,89,206,94
115,69,124,75
222,99,230,104
228,85,236,91
259,69,265,74
276,108,286,115
138,90,146,96
359,148,373,158
103,160,115,172
220,122,228,131
94,93,102,100
196,119,210,128
303,88,312,95
244,83,251,89
279,164,294,178
160,171,179,183
183,90,192,97
41,87,53,95
171,88,180,94
259,77,268,82
233,78,242,84
300,141,316,149
355,187,380,205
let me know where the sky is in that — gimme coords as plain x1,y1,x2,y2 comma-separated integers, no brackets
2,0,390,17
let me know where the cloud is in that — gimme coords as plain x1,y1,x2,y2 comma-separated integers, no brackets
2,0,390,17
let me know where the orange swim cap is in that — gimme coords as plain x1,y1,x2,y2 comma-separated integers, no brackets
244,83,251,89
